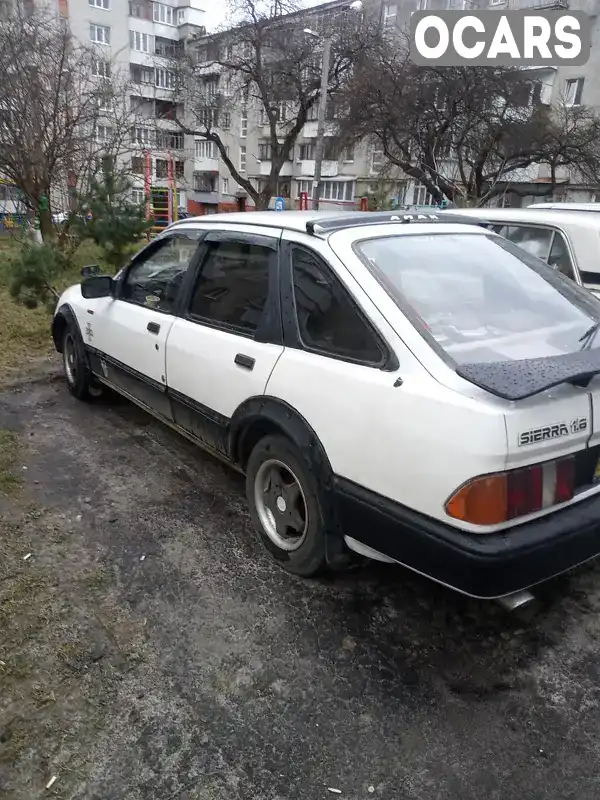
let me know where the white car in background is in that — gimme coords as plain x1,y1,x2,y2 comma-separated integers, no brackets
443,207,600,297
51,210,600,610
528,203,600,213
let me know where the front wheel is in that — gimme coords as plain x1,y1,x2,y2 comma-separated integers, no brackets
246,435,328,577
62,325,102,401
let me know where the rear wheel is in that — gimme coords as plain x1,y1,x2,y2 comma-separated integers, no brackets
62,325,102,401
246,435,328,577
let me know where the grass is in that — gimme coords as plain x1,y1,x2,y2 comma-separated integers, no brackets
0,238,101,378
0,429,22,496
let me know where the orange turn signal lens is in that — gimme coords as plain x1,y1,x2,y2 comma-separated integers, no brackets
446,475,508,525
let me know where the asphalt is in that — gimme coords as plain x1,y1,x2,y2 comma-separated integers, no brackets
2,377,600,799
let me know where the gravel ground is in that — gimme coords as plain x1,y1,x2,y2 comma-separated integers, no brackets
2,377,600,799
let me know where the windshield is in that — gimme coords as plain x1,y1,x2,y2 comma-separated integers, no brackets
354,232,600,365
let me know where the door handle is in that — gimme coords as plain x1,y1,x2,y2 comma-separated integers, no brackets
147,322,160,335
234,353,255,371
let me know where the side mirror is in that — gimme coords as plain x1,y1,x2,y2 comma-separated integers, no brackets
81,275,114,299
81,264,100,278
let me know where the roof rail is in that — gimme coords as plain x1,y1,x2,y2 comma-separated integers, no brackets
305,211,487,236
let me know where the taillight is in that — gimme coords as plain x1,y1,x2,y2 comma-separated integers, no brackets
446,456,575,526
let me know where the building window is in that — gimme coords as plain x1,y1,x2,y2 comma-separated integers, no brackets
89,0,109,7
194,173,216,192
130,30,151,52
90,23,110,44
155,159,169,178
131,126,154,145
298,180,355,201
155,68,176,89
240,106,248,138
342,146,354,163
299,142,315,160
412,183,435,206
371,148,384,172
565,78,584,107
131,156,145,174
205,78,218,100
222,177,229,194
195,140,217,159
131,189,145,204
177,8,185,24
91,58,111,78
220,112,231,130
175,161,184,178
129,1,150,17
153,2,174,24
240,145,246,172
131,65,154,84
258,141,272,160
156,130,184,150
383,3,397,26
96,124,112,143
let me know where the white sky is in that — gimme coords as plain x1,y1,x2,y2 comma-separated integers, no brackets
202,0,327,32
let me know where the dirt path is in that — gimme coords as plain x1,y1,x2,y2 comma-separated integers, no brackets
2,379,600,799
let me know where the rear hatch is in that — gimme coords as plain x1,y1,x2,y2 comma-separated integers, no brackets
347,227,600,498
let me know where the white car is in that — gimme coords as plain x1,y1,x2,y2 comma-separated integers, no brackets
51,210,600,607
528,203,600,212
444,207,600,297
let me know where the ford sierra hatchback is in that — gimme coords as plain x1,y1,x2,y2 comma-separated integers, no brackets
51,211,600,606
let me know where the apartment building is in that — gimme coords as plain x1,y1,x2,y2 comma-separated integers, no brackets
187,0,600,214
382,0,600,207
59,0,206,218
187,0,410,214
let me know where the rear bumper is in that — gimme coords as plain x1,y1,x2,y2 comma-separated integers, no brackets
334,477,600,599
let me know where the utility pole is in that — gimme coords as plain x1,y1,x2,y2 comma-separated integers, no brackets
312,36,331,212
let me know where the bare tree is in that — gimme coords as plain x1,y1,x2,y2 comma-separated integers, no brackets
170,0,379,210
0,5,133,241
338,36,600,207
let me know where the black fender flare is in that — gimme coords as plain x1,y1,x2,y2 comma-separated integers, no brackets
51,303,82,353
229,396,351,568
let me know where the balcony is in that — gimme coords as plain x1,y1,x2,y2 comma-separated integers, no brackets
257,161,293,177
194,157,219,172
298,160,338,178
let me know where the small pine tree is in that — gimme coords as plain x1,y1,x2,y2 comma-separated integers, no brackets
74,158,153,271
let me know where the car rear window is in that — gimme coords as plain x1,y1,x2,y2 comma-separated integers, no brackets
354,232,600,366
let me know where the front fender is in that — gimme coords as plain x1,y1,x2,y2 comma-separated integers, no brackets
51,303,82,352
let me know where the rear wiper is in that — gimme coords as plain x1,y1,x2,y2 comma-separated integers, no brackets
580,321,600,350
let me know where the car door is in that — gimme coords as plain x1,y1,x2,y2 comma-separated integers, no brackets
165,229,285,454
86,230,203,417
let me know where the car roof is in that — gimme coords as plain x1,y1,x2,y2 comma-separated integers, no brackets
443,206,600,230
167,209,489,237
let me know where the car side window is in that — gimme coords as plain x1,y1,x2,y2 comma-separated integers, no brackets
500,225,553,261
121,234,200,314
188,240,271,336
548,231,576,281
291,246,385,366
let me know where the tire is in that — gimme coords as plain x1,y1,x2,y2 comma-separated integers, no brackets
62,324,103,402
246,434,329,577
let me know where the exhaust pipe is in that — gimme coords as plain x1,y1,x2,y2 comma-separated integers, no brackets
496,589,536,612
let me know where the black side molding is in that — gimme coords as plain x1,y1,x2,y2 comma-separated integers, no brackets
456,349,600,401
